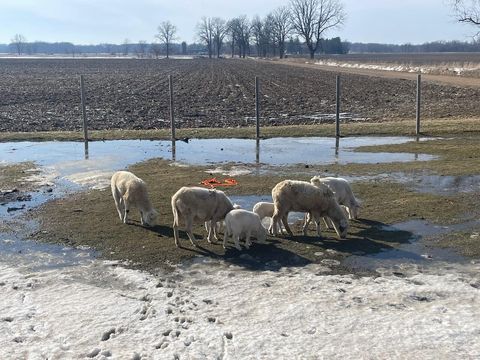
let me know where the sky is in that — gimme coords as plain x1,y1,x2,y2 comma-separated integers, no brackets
0,0,476,45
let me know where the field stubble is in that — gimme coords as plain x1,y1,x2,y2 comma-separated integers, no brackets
1,58,479,133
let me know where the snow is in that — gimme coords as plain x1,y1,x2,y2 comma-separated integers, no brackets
315,60,480,76
1,255,479,359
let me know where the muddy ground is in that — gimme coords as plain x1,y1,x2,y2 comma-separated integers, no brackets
16,134,478,273
1,58,480,133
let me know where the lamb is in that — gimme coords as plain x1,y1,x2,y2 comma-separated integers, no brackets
111,171,157,226
253,201,283,234
171,186,234,247
270,180,348,239
310,176,360,220
204,203,242,240
224,209,267,250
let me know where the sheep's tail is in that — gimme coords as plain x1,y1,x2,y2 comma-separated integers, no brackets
171,196,179,226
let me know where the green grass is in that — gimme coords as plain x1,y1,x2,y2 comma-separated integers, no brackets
1,118,480,142
1,121,477,272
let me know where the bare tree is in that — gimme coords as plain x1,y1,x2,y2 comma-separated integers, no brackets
156,21,177,58
236,16,252,58
251,16,264,56
271,6,292,58
150,42,162,58
451,0,480,35
227,18,240,58
122,38,130,56
10,34,27,55
196,17,214,58
135,40,148,58
212,17,228,58
290,0,346,59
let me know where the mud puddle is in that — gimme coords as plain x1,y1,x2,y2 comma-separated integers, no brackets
343,219,479,271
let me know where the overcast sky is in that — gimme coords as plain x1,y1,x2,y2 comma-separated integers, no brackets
0,0,475,45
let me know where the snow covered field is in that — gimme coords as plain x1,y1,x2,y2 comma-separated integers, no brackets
315,60,480,77
1,254,480,359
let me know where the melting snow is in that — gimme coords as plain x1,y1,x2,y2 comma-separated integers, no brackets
1,258,479,358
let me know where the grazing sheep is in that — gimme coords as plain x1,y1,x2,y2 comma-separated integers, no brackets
111,171,157,226
171,186,234,247
224,209,267,250
310,176,361,220
253,201,283,234
270,180,348,239
204,203,242,240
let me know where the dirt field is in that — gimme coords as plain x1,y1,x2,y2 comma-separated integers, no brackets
1,58,479,133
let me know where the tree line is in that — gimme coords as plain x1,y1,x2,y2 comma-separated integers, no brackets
4,0,480,58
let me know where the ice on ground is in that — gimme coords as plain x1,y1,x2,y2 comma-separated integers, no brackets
315,60,480,76
1,258,479,359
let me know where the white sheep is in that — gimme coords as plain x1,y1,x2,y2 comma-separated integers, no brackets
224,209,267,250
204,203,241,240
171,186,234,247
310,176,361,220
111,171,158,226
270,180,348,239
253,201,283,234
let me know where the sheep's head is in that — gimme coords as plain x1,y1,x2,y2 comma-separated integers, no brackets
144,209,158,226
350,204,360,220
333,218,348,239
256,227,268,244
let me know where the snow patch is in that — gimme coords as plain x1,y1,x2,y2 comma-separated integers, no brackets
1,258,479,358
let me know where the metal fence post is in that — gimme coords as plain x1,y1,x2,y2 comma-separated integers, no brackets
416,74,421,135
335,75,341,137
80,75,88,141
169,74,175,141
255,76,260,139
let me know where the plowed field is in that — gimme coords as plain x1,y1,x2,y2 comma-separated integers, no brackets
1,58,479,132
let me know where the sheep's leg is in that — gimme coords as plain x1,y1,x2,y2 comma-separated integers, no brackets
214,222,221,241
281,214,293,237
140,210,145,225
173,221,180,247
122,197,130,224
346,207,355,220
112,188,123,220
302,213,311,236
234,234,242,251
315,215,322,237
244,230,252,249
323,217,334,230
269,215,277,235
223,228,229,249
206,219,216,243
185,217,197,247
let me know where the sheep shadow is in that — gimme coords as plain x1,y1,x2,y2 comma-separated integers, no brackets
221,240,312,271
288,217,417,258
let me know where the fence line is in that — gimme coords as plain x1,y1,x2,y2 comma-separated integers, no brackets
416,74,421,135
169,74,175,141
76,72,424,140
80,75,88,142
255,76,260,139
335,75,341,137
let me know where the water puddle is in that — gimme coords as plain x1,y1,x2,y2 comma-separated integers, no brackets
343,219,479,271
0,136,461,272
0,222,97,271
384,172,480,195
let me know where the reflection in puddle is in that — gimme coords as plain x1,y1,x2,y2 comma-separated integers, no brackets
343,219,479,271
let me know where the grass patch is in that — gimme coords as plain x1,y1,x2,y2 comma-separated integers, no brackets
1,118,480,142
0,162,39,191
433,228,480,258
29,155,478,272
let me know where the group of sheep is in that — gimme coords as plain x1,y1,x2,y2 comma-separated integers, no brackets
110,170,361,250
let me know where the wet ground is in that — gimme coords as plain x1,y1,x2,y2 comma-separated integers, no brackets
0,136,478,273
